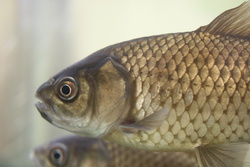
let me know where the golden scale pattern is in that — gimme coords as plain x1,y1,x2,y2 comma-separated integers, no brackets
106,141,198,167
109,31,250,149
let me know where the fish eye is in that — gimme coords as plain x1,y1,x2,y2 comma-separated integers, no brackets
49,147,67,166
57,77,78,101
60,84,71,96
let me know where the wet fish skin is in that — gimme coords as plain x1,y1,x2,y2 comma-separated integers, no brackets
30,135,198,167
36,2,250,167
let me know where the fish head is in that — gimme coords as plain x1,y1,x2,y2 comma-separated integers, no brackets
35,55,133,138
30,140,69,167
35,70,93,136
30,136,109,167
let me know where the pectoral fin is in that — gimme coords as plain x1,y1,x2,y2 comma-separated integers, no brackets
119,107,170,134
195,142,250,167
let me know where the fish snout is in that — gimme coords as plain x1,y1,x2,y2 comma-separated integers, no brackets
35,78,55,124
36,78,55,97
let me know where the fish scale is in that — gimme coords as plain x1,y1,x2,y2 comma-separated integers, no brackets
106,31,250,150
105,140,198,167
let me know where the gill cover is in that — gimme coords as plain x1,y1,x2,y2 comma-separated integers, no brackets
86,56,133,133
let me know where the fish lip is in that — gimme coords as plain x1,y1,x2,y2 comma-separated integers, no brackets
35,102,52,123
35,91,54,124
35,101,53,124
35,91,49,111
35,77,55,112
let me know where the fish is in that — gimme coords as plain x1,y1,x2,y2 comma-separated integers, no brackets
30,135,198,167
30,136,108,167
36,1,250,167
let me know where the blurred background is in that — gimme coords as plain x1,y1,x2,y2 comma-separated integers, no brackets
0,0,245,166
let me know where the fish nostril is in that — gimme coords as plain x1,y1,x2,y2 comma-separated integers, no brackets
48,77,55,85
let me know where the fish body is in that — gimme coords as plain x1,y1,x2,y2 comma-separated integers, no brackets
30,135,198,167
36,2,250,166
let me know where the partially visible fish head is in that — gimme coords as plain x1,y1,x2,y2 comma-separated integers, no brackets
35,55,133,138
30,136,109,167
30,141,69,167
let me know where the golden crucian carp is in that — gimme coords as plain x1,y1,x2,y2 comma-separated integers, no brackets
30,135,198,167
36,2,250,167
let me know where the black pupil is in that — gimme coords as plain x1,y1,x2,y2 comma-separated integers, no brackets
61,85,71,95
54,152,61,159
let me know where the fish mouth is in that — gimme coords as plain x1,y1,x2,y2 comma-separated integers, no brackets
35,101,53,123
35,92,54,124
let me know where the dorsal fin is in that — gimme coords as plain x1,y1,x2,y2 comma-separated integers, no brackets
197,1,250,38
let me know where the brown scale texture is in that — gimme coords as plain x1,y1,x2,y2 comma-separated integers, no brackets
105,141,198,167
106,30,250,151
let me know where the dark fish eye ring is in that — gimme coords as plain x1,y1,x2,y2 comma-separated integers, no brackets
57,77,78,101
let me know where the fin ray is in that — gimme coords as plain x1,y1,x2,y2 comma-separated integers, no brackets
198,1,250,38
119,107,170,134
195,142,250,167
